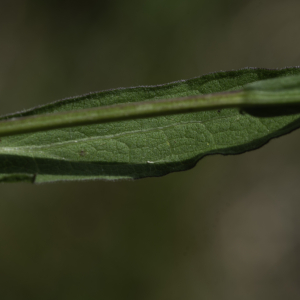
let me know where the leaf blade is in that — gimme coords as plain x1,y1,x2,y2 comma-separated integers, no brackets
1,67,300,183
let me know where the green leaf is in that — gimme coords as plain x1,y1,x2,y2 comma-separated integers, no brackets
1,67,300,183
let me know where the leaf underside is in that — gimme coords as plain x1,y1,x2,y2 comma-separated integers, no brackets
1,67,300,183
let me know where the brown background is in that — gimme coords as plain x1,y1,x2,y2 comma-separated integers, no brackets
0,1,300,299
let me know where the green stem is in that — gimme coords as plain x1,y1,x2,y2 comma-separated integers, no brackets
0,91,246,138
7,87,300,138
2,73,300,138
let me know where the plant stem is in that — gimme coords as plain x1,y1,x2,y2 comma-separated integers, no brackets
0,91,247,137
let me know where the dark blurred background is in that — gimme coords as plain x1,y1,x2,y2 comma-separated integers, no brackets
1,0,300,299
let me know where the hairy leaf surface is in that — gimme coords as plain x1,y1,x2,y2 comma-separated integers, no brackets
1,67,300,183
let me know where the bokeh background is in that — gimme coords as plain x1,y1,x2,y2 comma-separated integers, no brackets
1,0,300,299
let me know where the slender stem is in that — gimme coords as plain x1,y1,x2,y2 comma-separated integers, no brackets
0,90,248,138
2,72,300,138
